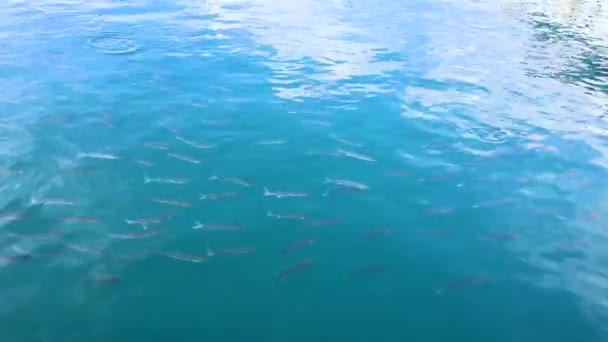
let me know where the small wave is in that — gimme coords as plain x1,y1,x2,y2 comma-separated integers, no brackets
85,32,140,55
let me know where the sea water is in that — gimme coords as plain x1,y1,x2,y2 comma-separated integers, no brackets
0,0,607,341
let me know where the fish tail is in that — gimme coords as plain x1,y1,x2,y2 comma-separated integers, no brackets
205,244,215,257
193,221,204,230
199,194,207,200
209,175,218,181
263,187,270,196
124,219,134,225
76,152,87,159
323,177,331,184
267,211,273,217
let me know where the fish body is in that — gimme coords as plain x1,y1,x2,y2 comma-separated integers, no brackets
363,228,392,240
167,153,201,164
193,221,243,231
161,252,207,263
275,259,315,284
144,176,189,184
209,176,253,187
108,228,163,239
323,178,369,190
337,149,376,162
200,192,239,200
267,211,307,220
31,198,77,206
263,188,309,198
279,237,318,254
147,198,192,208
77,152,120,160
176,136,214,149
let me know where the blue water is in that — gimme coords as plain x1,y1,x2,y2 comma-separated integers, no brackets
1,0,608,340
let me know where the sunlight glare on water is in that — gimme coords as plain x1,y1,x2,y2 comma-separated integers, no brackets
1,0,608,341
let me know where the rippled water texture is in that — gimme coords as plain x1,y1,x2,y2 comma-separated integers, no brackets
1,0,608,341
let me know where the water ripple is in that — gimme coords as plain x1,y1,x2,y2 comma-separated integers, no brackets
84,32,140,55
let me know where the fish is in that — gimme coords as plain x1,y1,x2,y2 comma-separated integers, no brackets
275,259,315,284
0,253,32,264
336,149,376,162
144,176,189,184
256,139,287,145
61,216,99,223
322,187,367,196
209,176,254,187
192,221,243,231
133,159,154,167
347,263,387,276
143,142,171,150
17,231,64,241
435,276,487,294
161,251,207,263
207,246,256,256
330,135,362,147
267,211,307,220
68,244,106,255
30,198,78,206
176,136,214,149
91,274,120,284
108,228,163,239
76,152,120,160
199,192,240,200
167,153,201,164
363,228,392,240
263,188,309,198
425,207,454,215
472,197,518,209
147,198,192,208
279,237,318,254
124,214,175,225
310,217,342,226
323,178,369,190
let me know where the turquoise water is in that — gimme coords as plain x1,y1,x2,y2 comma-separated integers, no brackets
1,0,608,340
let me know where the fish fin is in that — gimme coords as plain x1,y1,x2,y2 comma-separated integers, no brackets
144,175,151,184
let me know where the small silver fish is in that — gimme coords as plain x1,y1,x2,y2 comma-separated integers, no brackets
176,136,214,149
199,192,239,200
323,178,369,190
144,176,189,184
192,221,243,231
30,198,78,206
143,142,171,150
167,153,201,164
77,152,120,160
133,159,154,167
209,176,253,187
256,139,287,145
147,198,192,208
330,135,362,147
161,252,207,263
267,211,307,220
336,149,376,162
263,188,309,198
108,228,163,239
